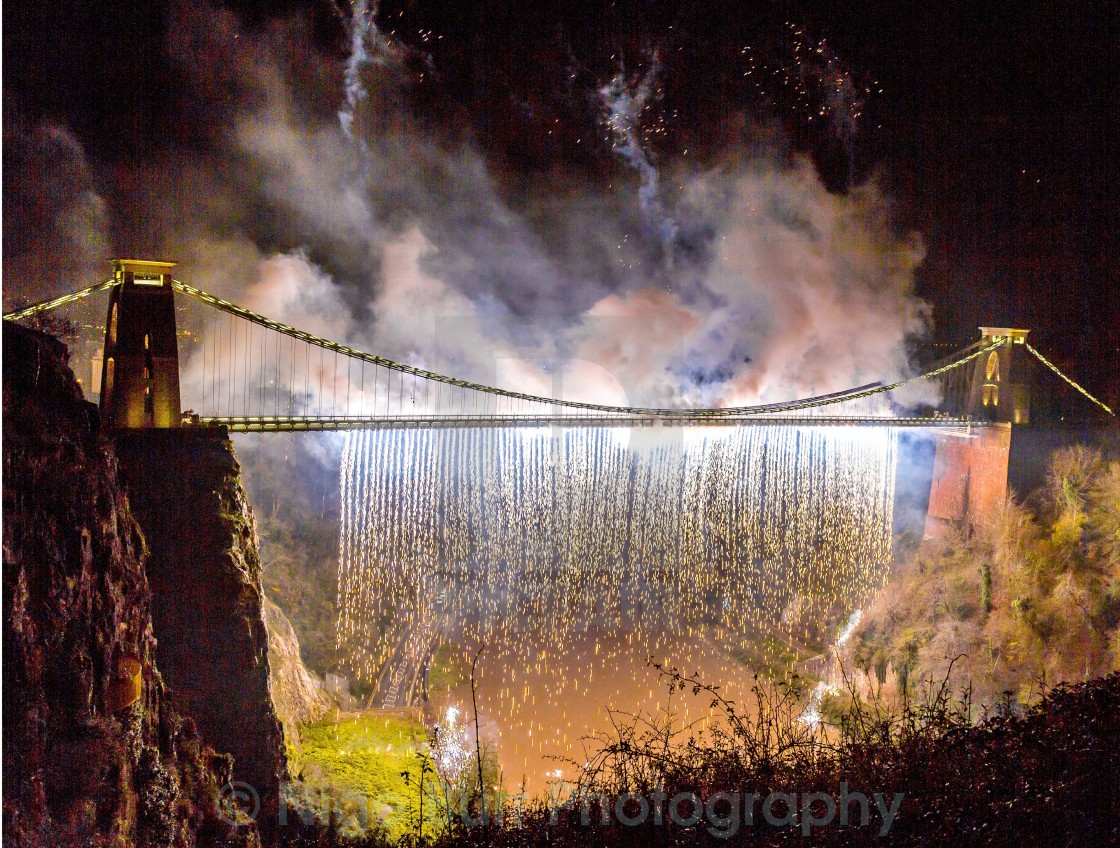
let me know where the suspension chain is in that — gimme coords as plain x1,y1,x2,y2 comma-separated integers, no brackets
2,279,116,321
1024,341,1114,417
170,279,996,419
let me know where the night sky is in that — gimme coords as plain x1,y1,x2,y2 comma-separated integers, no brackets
4,1,1118,409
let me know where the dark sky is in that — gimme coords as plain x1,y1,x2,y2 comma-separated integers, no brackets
4,0,1118,407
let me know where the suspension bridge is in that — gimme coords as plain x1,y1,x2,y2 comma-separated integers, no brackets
7,259,1110,432
7,259,1113,709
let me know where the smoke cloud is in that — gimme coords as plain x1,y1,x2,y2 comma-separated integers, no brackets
5,2,933,416
2,118,109,305
599,54,678,261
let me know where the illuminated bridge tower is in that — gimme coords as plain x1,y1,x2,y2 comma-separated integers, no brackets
925,327,1031,537
966,327,1032,425
99,259,182,429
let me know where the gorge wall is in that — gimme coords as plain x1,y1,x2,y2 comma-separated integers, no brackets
3,322,287,847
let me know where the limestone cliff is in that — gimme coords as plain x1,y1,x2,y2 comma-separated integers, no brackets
2,323,258,848
263,597,334,745
113,429,288,846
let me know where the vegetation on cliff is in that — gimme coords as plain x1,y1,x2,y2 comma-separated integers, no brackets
284,712,449,843
238,433,342,679
276,671,1119,847
853,445,1120,706
266,597,336,744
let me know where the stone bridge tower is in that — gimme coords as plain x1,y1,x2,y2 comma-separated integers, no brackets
99,260,182,429
925,328,1031,537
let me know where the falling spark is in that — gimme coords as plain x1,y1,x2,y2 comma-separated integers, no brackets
337,427,897,703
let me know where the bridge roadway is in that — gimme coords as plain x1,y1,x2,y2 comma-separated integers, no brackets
191,414,988,432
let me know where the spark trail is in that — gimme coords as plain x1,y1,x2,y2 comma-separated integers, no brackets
600,55,678,262
336,426,898,688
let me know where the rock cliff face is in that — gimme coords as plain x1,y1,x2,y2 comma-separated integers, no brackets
263,597,334,745
114,429,288,846
262,600,331,739
2,323,259,848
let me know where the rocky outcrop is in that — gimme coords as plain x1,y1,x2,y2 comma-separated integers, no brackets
264,597,334,744
2,323,258,848
114,429,288,846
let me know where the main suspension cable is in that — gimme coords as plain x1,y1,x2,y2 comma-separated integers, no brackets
170,278,997,420
1025,341,1114,417
2,279,116,320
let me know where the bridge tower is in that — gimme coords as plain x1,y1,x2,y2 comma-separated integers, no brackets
925,328,1031,537
965,327,1032,425
99,259,182,429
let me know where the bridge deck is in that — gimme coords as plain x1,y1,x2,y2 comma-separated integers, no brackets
192,415,989,432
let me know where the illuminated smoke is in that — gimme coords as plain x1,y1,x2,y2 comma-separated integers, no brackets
2,5,933,418
133,4,933,420
599,54,678,261
339,0,379,141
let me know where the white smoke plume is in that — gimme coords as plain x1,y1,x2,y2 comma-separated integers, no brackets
44,2,933,420
339,0,376,140
599,54,678,262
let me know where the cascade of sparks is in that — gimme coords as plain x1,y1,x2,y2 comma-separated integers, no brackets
336,426,898,691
